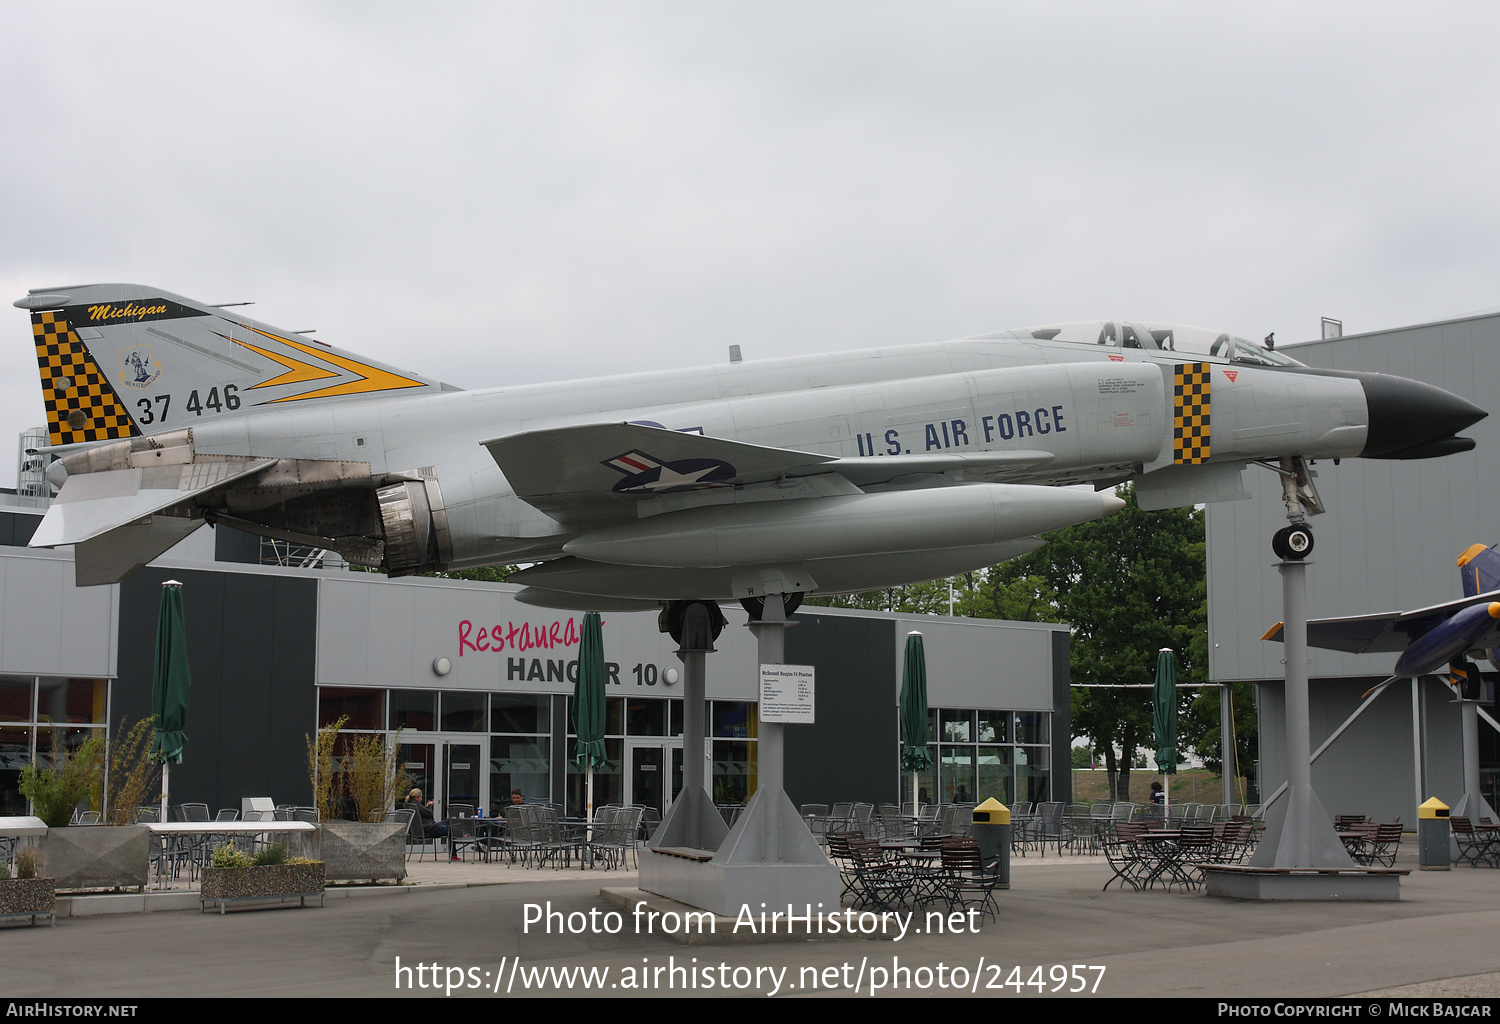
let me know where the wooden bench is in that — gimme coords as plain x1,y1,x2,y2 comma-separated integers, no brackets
650,846,716,862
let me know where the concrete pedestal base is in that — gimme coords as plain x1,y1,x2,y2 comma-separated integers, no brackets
1204,866,1405,901
638,847,841,918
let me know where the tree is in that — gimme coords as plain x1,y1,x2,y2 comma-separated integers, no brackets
990,484,1207,801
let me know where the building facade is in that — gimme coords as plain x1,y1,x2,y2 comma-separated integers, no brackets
0,510,1072,820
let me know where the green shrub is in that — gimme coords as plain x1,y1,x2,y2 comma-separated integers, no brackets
252,844,286,867
19,732,104,827
210,845,254,869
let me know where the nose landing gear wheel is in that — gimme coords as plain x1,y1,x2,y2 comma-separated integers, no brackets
1272,524,1314,560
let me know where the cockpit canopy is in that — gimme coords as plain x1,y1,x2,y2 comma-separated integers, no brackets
978,321,1305,367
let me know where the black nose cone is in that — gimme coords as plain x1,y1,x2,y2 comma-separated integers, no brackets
1359,373,1487,458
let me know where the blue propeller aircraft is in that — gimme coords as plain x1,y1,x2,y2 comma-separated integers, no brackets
1265,543,1500,692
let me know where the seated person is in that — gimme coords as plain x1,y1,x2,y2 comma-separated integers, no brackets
406,787,449,839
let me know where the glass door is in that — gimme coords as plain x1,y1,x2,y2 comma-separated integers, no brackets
624,739,682,815
444,741,483,817
399,737,487,819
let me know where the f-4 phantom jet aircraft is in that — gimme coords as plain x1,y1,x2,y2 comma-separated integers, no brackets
14,285,1486,611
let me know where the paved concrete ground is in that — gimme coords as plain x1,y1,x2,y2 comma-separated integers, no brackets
4,851,1499,998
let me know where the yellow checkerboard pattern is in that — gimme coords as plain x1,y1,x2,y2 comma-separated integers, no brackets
32,311,138,446
1173,362,1211,464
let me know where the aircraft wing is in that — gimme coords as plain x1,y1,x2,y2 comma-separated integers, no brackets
482,421,1057,523
1262,589,1500,654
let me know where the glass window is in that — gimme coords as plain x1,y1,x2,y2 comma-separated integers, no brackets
492,693,549,734
940,709,973,743
976,745,1013,805
712,740,756,806
490,736,549,816
441,691,486,732
940,745,976,803
626,698,666,737
1016,746,1051,805
319,687,384,730
0,678,32,724
977,711,1009,744
713,702,757,739
390,690,437,731
0,726,32,817
35,678,105,725
1016,712,1048,744
670,699,683,737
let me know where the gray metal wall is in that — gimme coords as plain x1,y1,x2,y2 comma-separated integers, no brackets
1207,312,1500,821
0,546,116,678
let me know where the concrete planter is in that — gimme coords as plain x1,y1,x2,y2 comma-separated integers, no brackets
0,878,55,918
39,825,150,891
318,822,407,883
201,862,325,902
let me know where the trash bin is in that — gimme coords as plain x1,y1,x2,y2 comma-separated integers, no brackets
972,798,1010,889
1418,796,1450,870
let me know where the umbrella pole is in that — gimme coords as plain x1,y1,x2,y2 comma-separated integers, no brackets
160,761,169,823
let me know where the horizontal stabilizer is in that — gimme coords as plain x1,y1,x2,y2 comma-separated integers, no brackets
31,458,275,547
483,422,836,520
73,517,204,586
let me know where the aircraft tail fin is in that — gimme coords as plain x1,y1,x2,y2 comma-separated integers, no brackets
1458,543,1500,598
16,284,447,446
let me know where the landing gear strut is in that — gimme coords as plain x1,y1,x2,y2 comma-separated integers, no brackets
1258,455,1322,560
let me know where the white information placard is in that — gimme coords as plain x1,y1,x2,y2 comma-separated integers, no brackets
759,664,815,723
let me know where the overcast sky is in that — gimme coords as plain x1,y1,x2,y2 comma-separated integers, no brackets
2,3,1498,486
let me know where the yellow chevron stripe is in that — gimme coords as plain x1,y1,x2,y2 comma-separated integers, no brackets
266,334,427,403
233,328,428,403
240,331,340,390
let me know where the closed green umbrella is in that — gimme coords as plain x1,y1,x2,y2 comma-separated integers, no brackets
152,580,191,822
572,612,608,825
1153,648,1178,819
900,632,933,814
